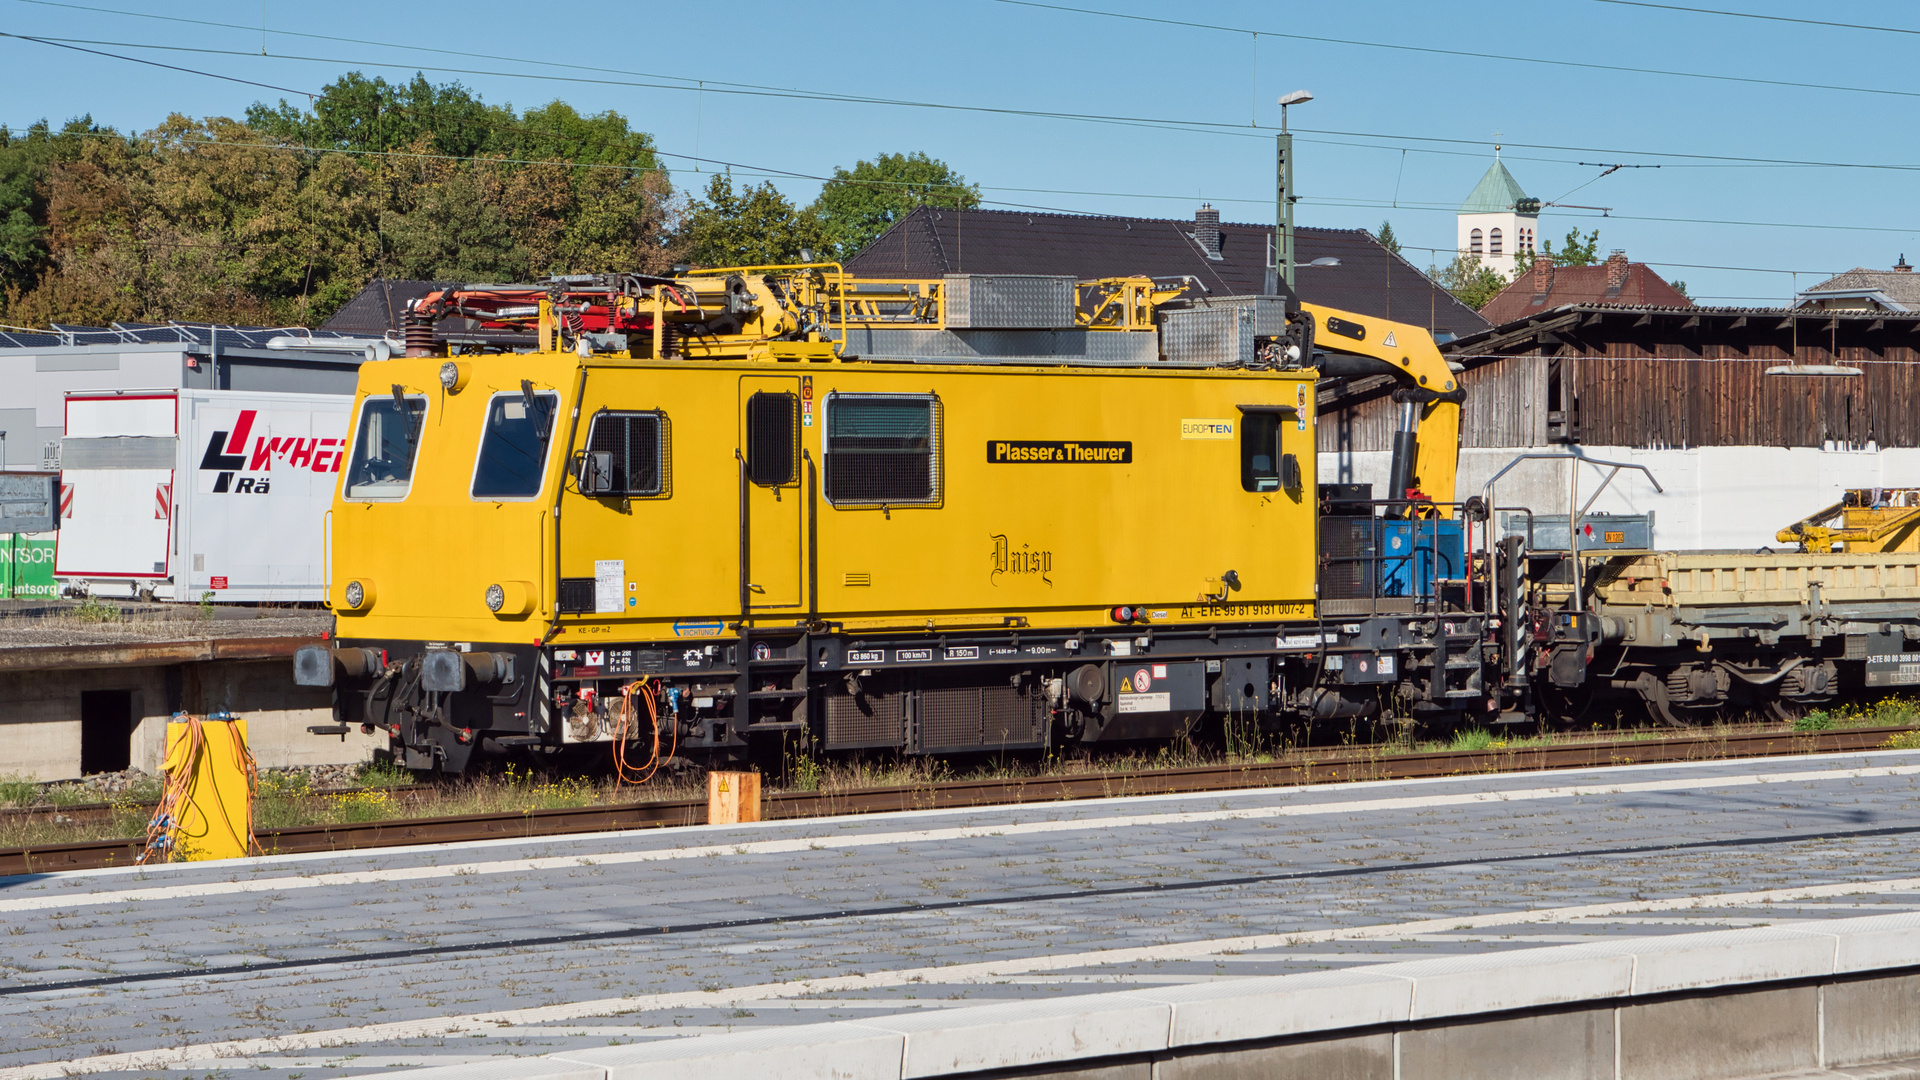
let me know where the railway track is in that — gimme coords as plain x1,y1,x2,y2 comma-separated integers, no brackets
0,784,431,831
2,724,1910,877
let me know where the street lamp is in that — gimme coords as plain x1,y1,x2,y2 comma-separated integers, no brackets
1274,90,1314,294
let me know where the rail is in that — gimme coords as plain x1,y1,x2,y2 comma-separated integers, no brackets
3,724,1908,877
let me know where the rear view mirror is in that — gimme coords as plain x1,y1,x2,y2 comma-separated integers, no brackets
573,450,614,495
1281,453,1303,494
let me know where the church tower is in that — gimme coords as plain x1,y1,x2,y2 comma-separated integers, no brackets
1457,151,1540,278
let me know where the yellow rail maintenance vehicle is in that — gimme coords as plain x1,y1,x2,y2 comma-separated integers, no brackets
296,267,1478,772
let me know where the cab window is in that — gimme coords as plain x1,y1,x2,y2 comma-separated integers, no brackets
344,394,427,500
1241,411,1282,492
473,390,559,500
584,411,667,496
824,393,939,505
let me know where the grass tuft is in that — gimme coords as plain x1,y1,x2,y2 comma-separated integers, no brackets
67,596,123,624
0,775,36,808
352,758,413,789
1793,710,1834,732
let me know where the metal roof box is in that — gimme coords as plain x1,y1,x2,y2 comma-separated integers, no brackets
1180,294,1290,336
1502,512,1655,553
942,274,1076,329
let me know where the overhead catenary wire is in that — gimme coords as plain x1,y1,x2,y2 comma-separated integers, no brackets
1587,0,1920,38
1,16,1909,301
0,122,1873,294
0,30,309,95
988,0,1920,103
13,21,1920,178
8,123,1913,253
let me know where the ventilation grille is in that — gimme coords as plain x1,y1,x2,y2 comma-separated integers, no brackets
1319,517,1377,601
825,687,904,750
557,577,596,614
917,683,1044,753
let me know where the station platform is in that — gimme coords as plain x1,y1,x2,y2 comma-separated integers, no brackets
4,750,1920,1078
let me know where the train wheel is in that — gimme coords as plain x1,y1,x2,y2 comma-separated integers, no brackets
1617,672,1691,728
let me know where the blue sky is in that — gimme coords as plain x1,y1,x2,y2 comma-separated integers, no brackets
3,0,1917,305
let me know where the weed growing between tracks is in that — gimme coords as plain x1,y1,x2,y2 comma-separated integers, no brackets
1796,697,1920,732
4,699,1920,852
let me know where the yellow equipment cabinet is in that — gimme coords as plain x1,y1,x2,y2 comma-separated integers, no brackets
298,269,1485,771
142,713,254,863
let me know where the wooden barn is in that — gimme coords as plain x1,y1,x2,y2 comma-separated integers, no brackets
1320,304,1920,548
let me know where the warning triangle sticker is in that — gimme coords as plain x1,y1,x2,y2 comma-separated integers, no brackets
1120,678,1133,693
1383,331,1398,347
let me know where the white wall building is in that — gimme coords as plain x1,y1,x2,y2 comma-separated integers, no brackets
1456,155,1540,279
0,324,365,472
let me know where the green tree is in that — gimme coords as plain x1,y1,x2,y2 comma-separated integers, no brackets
246,72,500,158
0,118,101,314
1375,220,1402,258
686,174,829,268
4,73,680,328
809,152,977,258
1546,227,1600,266
1430,253,1507,311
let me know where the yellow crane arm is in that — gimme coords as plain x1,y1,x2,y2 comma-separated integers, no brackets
1295,303,1464,510
1778,491,1920,552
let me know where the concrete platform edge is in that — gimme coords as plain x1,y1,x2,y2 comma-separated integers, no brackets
371,911,1920,1079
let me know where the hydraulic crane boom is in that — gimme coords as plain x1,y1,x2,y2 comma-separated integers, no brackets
1292,303,1465,512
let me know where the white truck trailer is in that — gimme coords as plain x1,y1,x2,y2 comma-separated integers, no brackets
54,389,351,602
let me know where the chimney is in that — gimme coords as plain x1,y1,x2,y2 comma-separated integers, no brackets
1897,254,1912,272
1194,203,1223,260
1604,249,1629,295
1532,254,1554,299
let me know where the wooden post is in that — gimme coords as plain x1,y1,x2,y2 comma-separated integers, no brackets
707,770,761,824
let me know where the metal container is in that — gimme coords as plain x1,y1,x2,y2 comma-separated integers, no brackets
838,327,1158,365
1183,294,1289,336
1502,512,1655,552
1160,306,1255,367
0,471,58,535
1380,519,1466,597
941,275,1076,329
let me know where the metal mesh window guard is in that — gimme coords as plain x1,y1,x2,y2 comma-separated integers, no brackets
824,394,939,505
746,392,799,487
585,411,667,496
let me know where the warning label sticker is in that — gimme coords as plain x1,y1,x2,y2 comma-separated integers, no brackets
1133,667,1152,692
1117,692,1172,714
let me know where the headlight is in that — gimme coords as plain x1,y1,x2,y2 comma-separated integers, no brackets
485,580,535,617
344,580,364,609
439,360,469,393
340,578,374,611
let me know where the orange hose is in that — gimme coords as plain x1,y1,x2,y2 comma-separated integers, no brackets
610,678,670,791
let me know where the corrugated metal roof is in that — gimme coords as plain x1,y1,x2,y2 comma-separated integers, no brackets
847,207,1490,337
0,322,365,351
1447,301,1920,354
